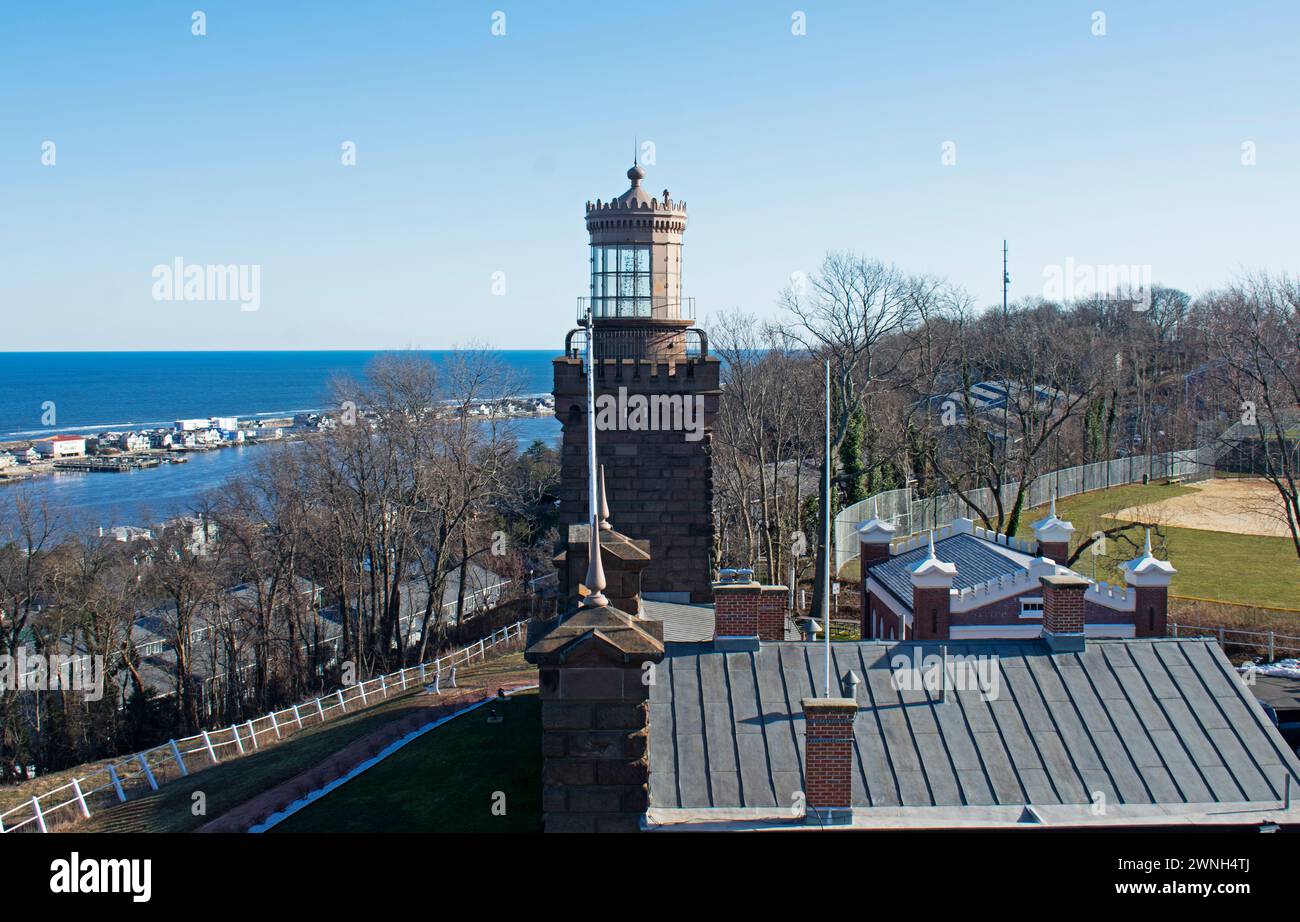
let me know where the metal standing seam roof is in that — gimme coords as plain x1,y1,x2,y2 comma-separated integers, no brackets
647,639,1300,813
869,533,1036,609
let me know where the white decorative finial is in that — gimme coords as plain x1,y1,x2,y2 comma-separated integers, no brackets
871,496,879,519
582,517,608,608
1050,493,1057,517
927,530,937,559
598,464,611,531
1143,528,1152,557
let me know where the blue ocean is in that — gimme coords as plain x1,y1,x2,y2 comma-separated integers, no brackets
0,351,561,530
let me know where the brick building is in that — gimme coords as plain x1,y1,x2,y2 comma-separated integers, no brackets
858,497,1176,644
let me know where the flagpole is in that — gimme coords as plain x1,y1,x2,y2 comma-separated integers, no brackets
823,359,832,698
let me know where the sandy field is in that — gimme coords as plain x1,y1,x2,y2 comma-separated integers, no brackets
1109,478,1294,538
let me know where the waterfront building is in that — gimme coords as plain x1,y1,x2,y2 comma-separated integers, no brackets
0,452,15,470
34,435,86,458
553,164,720,603
174,418,209,431
119,431,150,452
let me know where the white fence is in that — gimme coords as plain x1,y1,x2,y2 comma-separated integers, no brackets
0,619,528,834
1169,623,1300,661
834,446,1214,571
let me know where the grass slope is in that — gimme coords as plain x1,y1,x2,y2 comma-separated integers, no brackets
76,653,535,833
272,690,541,833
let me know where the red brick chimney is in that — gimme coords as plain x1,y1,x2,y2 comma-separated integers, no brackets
1031,494,1075,564
714,574,789,644
909,532,956,641
802,697,858,823
1123,529,1176,638
857,498,896,568
1039,573,1090,653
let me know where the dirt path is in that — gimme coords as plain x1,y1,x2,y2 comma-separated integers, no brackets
197,680,535,833
1109,478,1293,537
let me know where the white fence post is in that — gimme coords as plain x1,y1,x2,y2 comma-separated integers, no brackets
31,797,47,833
292,704,303,729
420,663,427,683
450,666,457,688
336,689,346,712
269,711,281,739
400,668,408,689
1268,631,1275,663
231,724,245,755
379,675,387,698
137,753,158,790
316,697,325,721
201,730,219,765
108,764,127,802
246,719,259,749
168,740,188,776
358,681,368,705
71,778,91,819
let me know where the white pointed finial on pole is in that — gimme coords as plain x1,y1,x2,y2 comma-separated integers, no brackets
598,464,611,531
580,301,608,608
1050,492,1057,517
927,530,937,559
1143,528,1152,557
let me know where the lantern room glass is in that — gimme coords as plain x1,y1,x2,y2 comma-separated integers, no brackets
590,245,651,318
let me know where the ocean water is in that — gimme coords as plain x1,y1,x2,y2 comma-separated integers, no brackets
0,351,561,530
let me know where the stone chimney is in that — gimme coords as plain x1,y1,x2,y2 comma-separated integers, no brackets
1123,530,1176,638
801,696,858,823
713,572,790,645
910,533,956,641
1039,573,1090,653
525,603,665,833
857,498,897,568
554,524,651,615
1031,494,1074,564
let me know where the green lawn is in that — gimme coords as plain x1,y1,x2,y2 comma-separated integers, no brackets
273,691,541,833
839,483,1298,610
73,653,537,833
1012,483,1298,610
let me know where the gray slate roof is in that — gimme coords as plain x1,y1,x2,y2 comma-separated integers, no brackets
869,533,1033,608
648,638,1300,813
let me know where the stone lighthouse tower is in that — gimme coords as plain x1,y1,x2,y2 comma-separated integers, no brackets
553,164,720,603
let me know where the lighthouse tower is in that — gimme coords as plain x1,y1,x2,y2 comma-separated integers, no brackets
553,164,720,603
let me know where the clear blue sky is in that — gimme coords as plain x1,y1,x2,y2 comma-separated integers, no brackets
2,1,1296,350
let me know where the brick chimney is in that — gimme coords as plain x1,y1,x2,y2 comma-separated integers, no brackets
1039,573,1089,653
1031,494,1074,564
801,697,858,823
713,572,789,645
910,532,956,641
857,498,896,568
525,603,665,833
1122,529,1176,638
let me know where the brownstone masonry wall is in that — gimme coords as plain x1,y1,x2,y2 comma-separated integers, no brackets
801,698,858,811
555,357,721,603
1132,584,1168,638
757,586,788,642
